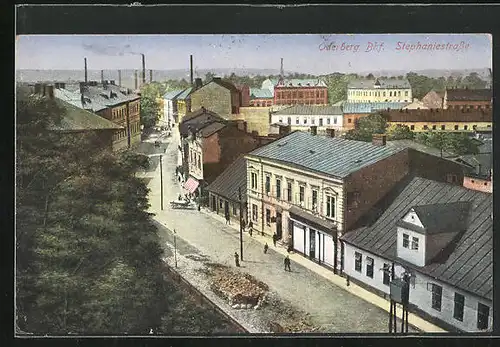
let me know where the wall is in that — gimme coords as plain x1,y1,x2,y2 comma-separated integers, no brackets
388,121,492,132
187,137,204,181
209,192,245,224
343,113,369,131
344,150,410,231
445,100,491,110
463,176,492,193
250,98,273,107
408,149,465,185
396,226,426,267
422,91,444,109
191,83,232,118
347,88,412,103
274,87,328,105
238,106,272,136
343,243,493,332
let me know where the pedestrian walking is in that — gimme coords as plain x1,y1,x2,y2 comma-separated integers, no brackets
284,255,291,272
225,212,231,225
263,243,268,254
234,252,240,267
272,232,277,247
248,221,253,236
178,193,182,201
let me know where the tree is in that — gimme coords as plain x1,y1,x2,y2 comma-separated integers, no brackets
344,113,388,142
462,72,487,89
415,131,480,157
366,73,375,79
140,82,167,129
386,124,415,140
16,88,166,334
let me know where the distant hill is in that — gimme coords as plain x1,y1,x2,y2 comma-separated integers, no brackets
355,68,491,79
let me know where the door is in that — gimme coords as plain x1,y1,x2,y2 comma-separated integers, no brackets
293,223,305,254
211,196,216,212
224,201,229,217
309,230,316,259
287,117,291,125
276,212,282,239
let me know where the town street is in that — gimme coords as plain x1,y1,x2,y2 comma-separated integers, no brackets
144,129,418,333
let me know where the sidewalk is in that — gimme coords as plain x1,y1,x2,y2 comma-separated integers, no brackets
199,207,446,333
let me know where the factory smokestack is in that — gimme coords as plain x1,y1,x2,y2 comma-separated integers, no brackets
141,54,146,85
134,70,138,90
84,57,88,83
101,70,104,84
118,70,122,87
190,54,194,86
150,69,153,83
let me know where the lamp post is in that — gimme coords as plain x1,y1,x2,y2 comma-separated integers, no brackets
238,187,244,261
173,229,178,268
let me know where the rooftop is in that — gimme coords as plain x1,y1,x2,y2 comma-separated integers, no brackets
380,108,492,123
445,88,492,102
206,155,247,203
273,104,343,116
179,107,226,137
341,176,493,300
348,78,411,89
163,89,185,100
276,78,327,88
247,131,403,179
342,102,410,114
250,88,274,99
177,87,193,100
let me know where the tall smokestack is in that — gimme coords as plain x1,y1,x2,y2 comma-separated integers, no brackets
134,70,138,90
280,58,284,78
141,54,146,85
100,70,104,84
150,69,153,83
118,70,122,87
190,55,194,86
84,57,88,83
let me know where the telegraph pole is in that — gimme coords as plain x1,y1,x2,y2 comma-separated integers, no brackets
173,229,178,268
238,187,244,261
160,155,164,210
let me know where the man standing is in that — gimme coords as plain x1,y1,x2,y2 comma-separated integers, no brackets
234,252,240,267
284,255,291,272
225,211,231,225
272,232,277,247
263,243,269,254
248,221,253,236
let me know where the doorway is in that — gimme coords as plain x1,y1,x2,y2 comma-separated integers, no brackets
309,230,316,259
224,201,229,217
319,118,323,127
211,196,216,212
276,212,283,239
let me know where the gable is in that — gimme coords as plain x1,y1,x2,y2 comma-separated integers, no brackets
402,209,424,228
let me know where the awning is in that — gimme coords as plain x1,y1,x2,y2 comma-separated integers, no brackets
183,177,199,194
289,206,337,236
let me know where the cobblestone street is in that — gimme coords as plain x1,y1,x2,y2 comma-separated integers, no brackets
147,131,418,333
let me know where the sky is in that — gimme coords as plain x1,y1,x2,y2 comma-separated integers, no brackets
16,34,492,74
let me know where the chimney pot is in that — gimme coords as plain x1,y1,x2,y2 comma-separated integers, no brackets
195,78,203,89
310,126,318,136
372,134,387,146
326,128,335,138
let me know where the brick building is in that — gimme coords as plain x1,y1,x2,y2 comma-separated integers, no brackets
245,130,465,274
443,88,492,110
379,108,492,132
190,77,242,118
249,88,274,107
342,102,409,132
262,78,328,106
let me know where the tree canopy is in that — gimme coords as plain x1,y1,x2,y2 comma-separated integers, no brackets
344,113,387,142
415,132,480,157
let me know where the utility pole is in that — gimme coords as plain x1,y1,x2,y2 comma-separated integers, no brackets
238,187,244,261
160,154,164,210
173,229,178,268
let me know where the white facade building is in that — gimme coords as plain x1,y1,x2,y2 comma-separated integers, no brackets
271,105,343,134
163,89,185,127
341,176,493,332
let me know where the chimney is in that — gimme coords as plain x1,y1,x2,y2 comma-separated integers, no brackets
190,55,194,86
372,134,387,146
326,128,336,138
100,70,104,84
118,70,122,86
34,83,42,95
279,124,291,136
134,70,138,90
44,85,54,99
141,54,146,85
84,57,88,83
212,77,221,82
150,69,153,83
195,78,203,89
310,126,318,136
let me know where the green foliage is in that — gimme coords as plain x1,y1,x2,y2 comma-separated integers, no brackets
415,131,480,156
406,72,489,99
321,73,359,104
140,82,167,129
344,113,388,142
16,88,166,334
386,124,415,140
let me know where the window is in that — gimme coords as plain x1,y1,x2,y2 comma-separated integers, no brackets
432,125,437,130
477,303,490,330
423,125,428,130
348,118,352,123
454,125,459,130
453,293,465,322
326,195,335,218
366,257,374,278
398,91,401,97
441,125,446,130
464,125,468,130
405,91,409,96
389,91,392,97
276,179,282,199
303,118,308,124
334,117,337,124
473,125,477,130
252,204,258,222
265,175,271,195
447,174,458,183
197,155,201,169
354,252,362,272
299,185,305,204
266,208,271,225
327,118,331,125
383,263,391,285
383,92,386,97
311,118,315,125
410,125,415,130
411,236,419,250
402,233,409,248
431,284,442,311
287,181,292,202
312,189,318,211
251,172,258,190
296,117,299,124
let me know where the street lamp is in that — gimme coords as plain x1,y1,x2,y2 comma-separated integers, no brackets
173,229,178,268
